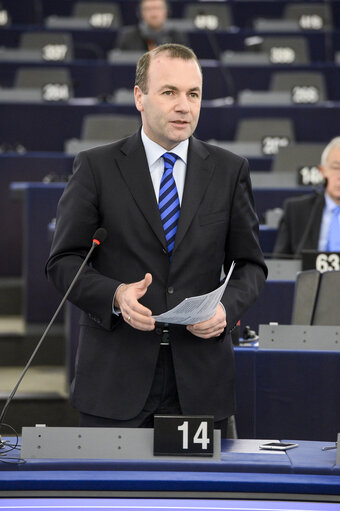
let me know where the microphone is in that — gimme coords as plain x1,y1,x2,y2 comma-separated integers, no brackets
0,228,107,448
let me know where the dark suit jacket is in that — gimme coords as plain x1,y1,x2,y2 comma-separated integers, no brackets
46,132,267,421
273,191,325,258
116,25,187,51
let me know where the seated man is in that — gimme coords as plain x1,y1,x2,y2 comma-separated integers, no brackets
274,136,340,258
116,0,187,51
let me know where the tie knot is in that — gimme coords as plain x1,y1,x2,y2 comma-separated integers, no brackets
162,152,178,169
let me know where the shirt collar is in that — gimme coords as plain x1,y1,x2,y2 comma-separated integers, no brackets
325,191,340,212
141,127,189,167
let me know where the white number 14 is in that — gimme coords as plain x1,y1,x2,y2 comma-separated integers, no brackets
177,421,210,450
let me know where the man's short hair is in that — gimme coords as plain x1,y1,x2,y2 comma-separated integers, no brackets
321,136,340,166
135,43,202,94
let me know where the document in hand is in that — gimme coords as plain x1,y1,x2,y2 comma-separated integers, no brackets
153,261,236,325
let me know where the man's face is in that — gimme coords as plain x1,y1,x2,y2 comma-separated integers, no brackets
134,54,202,150
141,0,167,30
319,146,340,204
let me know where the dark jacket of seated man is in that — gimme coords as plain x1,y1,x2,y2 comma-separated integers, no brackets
273,190,325,258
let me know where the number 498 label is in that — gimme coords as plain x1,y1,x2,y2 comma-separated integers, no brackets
153,415,214,457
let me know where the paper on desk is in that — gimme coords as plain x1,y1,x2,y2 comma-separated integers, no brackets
153,261,235,325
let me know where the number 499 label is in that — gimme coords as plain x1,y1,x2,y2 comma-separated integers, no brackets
153,415,214,457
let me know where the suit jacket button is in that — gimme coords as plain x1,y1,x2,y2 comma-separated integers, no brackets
167,286,174,294
155,327,162,335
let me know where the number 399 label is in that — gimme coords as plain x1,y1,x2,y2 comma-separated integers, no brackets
153,415,214,456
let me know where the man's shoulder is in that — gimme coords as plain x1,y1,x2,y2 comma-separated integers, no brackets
77,132,140,160
284,190,324,211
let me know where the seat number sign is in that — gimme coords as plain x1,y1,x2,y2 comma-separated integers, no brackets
153,415,214,456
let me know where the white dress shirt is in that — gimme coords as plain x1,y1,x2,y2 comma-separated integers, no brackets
318,193,340,251
141,127,188,204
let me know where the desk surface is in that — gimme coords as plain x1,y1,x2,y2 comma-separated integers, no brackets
0,439,339,499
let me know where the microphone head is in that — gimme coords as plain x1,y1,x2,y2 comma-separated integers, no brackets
92,228,107,246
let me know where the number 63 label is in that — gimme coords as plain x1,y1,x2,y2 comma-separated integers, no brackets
153,415,214,457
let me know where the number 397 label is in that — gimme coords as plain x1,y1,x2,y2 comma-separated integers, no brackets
153,415,214,457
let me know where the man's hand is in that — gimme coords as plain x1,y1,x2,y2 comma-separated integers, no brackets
114,273,155,331
186,303,227,339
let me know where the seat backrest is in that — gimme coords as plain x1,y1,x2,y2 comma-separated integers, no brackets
19,32,74,62
111,88,135,105
260,36,310,65
14,67,73,101
183,2,232,30
312,271,340,326
81,114,141,141
72,2,122,28
291,270,321,325
270,71,327,103
284,3,333,30
272,143,324,187
236,118,295,156
107,49,144,64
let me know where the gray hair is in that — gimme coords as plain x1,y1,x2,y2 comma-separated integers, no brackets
320,136,340,165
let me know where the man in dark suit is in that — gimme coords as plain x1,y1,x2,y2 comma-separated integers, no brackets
116,0,187,51
46,44,267,435
274,137,340,257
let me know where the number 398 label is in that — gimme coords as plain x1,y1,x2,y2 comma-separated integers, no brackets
153,415,214,456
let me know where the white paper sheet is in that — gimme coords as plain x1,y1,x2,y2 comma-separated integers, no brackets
153,261,235,325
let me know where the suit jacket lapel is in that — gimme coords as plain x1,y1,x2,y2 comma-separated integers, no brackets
116,132,167,250
309,192,325,248
174,137,214,252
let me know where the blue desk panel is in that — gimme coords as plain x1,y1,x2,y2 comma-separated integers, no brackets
255,350,340,442
1,154,72,277
0,439,339,498
240,280,295,333
10,182,65,322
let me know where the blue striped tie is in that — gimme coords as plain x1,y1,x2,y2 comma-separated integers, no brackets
159,152,180,260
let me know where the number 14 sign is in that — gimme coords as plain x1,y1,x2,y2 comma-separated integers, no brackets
153,415,214,457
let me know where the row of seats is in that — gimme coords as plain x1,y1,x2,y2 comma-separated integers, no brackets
2,0,340,30
1,27,340,63
0,65,331,105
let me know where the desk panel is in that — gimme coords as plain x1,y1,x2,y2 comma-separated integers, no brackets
255,350,340,442
240,280,295,333
10,183,65,323
1,154,72,277
0,438,339,498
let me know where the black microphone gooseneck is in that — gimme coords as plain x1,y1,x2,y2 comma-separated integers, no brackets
0,228,107,448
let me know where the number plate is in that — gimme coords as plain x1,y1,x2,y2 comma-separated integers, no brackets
153,415,214,457
302,250,340,272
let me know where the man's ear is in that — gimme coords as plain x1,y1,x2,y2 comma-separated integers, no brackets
134,85,144,112
318,164,326,179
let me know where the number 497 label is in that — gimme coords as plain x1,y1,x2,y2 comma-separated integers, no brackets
153,415,214,457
